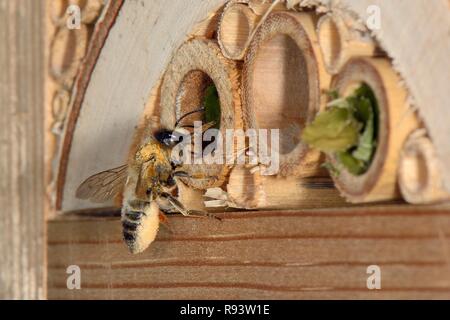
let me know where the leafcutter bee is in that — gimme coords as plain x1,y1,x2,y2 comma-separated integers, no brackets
76,108,219,254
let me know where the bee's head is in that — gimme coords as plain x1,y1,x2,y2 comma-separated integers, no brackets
154,128,184,148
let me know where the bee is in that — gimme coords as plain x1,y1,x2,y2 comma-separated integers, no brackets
76,108,219,254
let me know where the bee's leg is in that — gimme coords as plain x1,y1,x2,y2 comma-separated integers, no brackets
173,170,218,181
158,212,174,234
173,171,190,178
185,209,223,221
161,192,222,221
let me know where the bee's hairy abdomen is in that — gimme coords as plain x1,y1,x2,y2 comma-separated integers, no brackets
120,202,160,254
123,210,143,222
122,230,136,243
122,219,139,232
121,210,142,252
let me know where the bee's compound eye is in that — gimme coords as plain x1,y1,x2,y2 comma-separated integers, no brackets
146,189,152,196
154,129,179,147
166,176,176,187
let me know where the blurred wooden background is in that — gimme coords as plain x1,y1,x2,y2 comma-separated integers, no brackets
0,0,45,299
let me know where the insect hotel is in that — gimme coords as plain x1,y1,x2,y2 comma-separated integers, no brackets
1,0,450,300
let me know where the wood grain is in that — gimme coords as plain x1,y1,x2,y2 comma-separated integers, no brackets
48,206,450,299
0,0,45,299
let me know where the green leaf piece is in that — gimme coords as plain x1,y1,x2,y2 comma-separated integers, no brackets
352,97,375,162
326,89,340,100
321,161,341,178
303,83,378,176
302,106,361,153
203,84,221,129
337,151,365,175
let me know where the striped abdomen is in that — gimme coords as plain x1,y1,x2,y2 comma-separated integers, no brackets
120,201,161,254
121,209,144,251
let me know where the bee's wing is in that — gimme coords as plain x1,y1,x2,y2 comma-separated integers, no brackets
76,165,128,203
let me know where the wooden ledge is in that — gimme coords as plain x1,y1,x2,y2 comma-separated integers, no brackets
48,205,450,299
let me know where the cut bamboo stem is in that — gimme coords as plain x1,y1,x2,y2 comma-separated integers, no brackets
221,166,346,210
399,130,450,204
189,5,222,39
76,0,104,24
218,2,258,60
49,0,70,27
242,11,331,177
317,13,377,75
217,0,286,60
248,0,286,16
51,88,71,135
223,11,347,210
49,0,103,26
49,24,89,88
160,38,243,190
329,57,420,203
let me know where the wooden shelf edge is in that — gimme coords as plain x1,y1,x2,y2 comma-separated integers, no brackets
48,206,450,299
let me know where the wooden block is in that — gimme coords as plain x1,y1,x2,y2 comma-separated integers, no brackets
48,205,450,299
0,0,45,300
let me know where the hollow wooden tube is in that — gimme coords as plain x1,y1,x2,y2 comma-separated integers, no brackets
76,0,104,24
49,0,71,27
217,0,287,60
218,2,258,60
221,11,347,210
242,11,331,177
399,130,450,204
225,166,346,210
49,0,103,26
160,39,243,190
317,13,376,75
50,88,71,135
247,0,286,16
49,24,89,88
329,57,420,203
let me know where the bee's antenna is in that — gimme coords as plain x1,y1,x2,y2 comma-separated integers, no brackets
174,106,205,128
